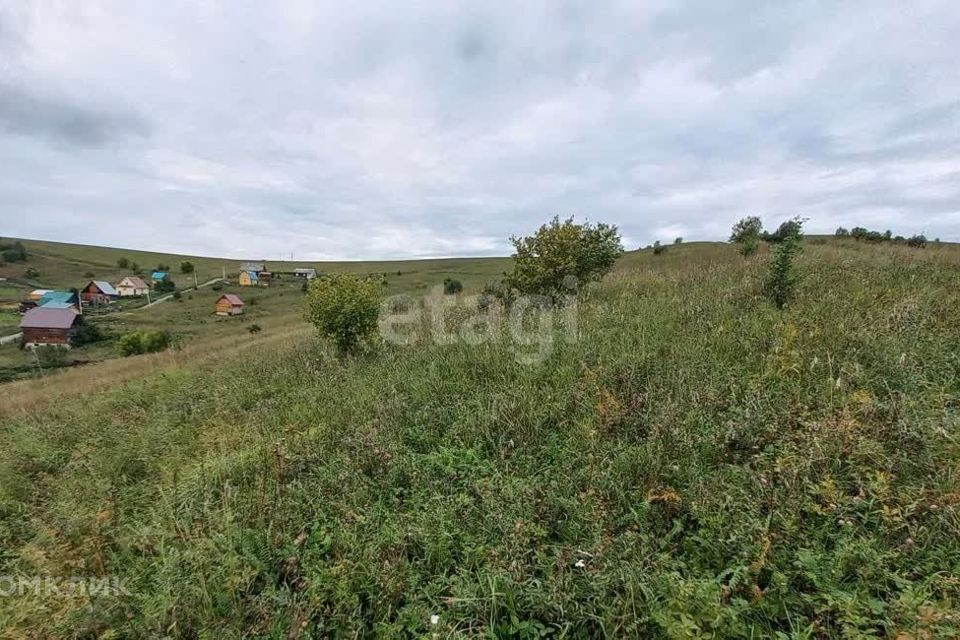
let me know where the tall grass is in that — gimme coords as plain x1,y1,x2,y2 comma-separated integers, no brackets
0,241,958,637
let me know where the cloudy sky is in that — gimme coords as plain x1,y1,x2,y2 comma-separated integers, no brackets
1,1,958,259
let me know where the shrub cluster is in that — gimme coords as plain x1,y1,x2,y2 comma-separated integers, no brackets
443,278,463,295
837,227,928,247
154,279,175,294
304,273,383,354
0,239,28,263
116,330,170,357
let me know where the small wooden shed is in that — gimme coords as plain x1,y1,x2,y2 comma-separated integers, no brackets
215,294,245,316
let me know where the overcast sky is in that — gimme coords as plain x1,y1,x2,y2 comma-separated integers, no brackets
1,1,958,259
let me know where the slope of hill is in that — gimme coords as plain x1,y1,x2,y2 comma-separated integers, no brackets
0,237,515,382
1,239,958,637
0,237,514,293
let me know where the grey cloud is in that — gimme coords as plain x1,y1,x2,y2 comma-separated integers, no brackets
0,0,958,258
0,82,149,147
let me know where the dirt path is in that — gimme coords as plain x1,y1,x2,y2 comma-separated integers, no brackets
140,277,222,308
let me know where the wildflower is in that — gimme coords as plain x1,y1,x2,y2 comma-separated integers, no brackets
575,559,586,569
430,614,440,625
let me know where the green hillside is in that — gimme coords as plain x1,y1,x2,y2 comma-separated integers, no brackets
0,237,514,381
0,237,513,294
1,238,958,636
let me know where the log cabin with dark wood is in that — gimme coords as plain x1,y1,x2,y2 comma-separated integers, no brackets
20,307,83,347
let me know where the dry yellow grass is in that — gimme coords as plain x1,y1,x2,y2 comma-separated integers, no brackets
0,325,310,415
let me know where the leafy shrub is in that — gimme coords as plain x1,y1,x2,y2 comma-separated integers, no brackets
478,279,516,310
156,263,170,271
211,282,223,291
443,278,463,295
33,345,68,368
116,330,170,357
730,216,763,256
24,267,39,278
907,234,928,248
0,240,27,263
835,227,850,237
247,324,262,334
180,261,194,274
506,216,623,301
674,237,683,244
764,217,804,309
154,279,175,294
304,273,383,354
172,290,182,300
131,262,141,274
73,322,103,346
764,218,804,243
653,241,667,255
117,257,129,269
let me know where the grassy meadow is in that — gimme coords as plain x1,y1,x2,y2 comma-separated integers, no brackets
0,237,511,381
0,238,958,637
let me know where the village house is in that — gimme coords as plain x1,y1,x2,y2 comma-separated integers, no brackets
29,289,52,302
38,290,80,311
214,293,245,316
115,276,150,297
238,270,260,286
20,307,83,347
81,280,119,305
238,262,271,286
151,271,170,284
293,268,317,279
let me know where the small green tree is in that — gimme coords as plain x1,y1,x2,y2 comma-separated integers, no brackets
764,217,804,309
506,216,623,301
653,240,667,255
730,216,764,256
131,261,141,274
117,257,129,269
180,261,194,274
673,237,683,245
305,273,383,354
116,330,169,357
443,278,463,295
906,234,927,248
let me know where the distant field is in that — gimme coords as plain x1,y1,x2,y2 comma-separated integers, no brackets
0,237,513,293
0,237,515,381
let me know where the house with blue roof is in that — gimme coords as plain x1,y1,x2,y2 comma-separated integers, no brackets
39,290,80,311
151,271,170,283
